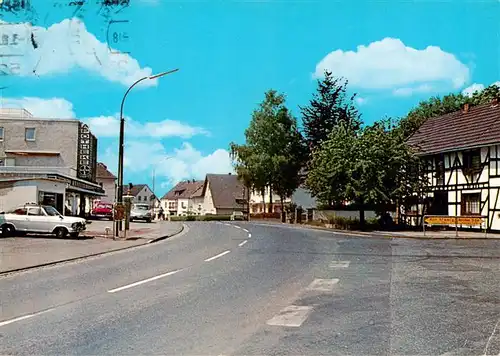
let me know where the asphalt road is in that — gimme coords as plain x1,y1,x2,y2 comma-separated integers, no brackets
1,221,499,355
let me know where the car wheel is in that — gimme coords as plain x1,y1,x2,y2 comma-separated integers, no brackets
54,227,68,239
1,224,15,237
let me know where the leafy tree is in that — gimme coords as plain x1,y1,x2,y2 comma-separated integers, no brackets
306,118,428,227
300,70,361,154
305,122,358,207
398,83,500,140
231,89,307,215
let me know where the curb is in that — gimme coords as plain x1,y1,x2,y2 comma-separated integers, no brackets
0,223,186,276
245,221,500,240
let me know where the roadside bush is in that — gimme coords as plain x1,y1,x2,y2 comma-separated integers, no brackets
250,212,281,220
198,214,232,221
185,215,196,221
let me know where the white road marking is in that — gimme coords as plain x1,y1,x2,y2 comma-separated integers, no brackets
329,260,351,268
233,225,241,229
0,308,55,327
108,269,183,293
248,233,252,238
204,250,231,262
483,317,500,356
266,305,313,327
242,228,249,232
307,278,340,292
238,240,248,247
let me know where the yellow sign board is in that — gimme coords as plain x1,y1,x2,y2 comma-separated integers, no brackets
424,216,484,226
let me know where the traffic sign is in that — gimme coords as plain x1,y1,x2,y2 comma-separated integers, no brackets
424,216,484,226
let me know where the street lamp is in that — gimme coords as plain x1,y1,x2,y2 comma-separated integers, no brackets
115,68,179,235
152,156,173,206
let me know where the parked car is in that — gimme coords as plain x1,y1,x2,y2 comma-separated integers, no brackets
91,201,113,220
130,203,152,223
0,203,87,238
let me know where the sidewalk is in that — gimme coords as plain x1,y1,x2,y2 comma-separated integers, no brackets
247,220,500,239
0,221,184,274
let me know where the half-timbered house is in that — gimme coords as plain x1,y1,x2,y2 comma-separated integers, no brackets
406,98,500,231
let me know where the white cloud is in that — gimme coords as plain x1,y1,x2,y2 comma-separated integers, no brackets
0,18,155,87
393,84,434,97
461,83,485,97
0,97,76,118
85,115,209,139
314,37,470,95
355,96,367,105
101,141,234,187
0,96,207,139
462,81,500,97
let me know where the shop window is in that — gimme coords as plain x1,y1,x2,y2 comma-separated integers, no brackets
461,193,481,215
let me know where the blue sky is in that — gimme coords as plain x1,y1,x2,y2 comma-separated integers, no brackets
1,0,499,197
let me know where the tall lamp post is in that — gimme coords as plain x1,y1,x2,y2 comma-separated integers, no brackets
151,156,173,211
115,68,179,236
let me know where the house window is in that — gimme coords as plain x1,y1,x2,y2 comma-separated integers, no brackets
462,150,481,179
435,154,445,185
168,202,176,210
138,196,142,201
0,127,4,141
181,202,186,209
25,128,36,141
461,193,481,215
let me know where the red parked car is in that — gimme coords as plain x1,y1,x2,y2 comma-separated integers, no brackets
91,201,113,220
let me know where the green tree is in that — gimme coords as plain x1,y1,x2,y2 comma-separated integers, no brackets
231,90,307,215
300,70,361,154
305,122,358,207
398,83,500,140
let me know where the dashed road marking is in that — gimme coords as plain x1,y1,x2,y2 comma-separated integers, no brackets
108,269,183,293
0,308,55,328
204,250,231,262
238,240,248,247
233,225,241,229
329,260,351,268
266,305,313,327
242,228,249,232
307,278,339,292
248,233,252,238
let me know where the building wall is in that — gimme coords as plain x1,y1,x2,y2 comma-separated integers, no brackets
132,185,155,205
202,181,217,214
250,186,291,213
0,118,80,171
0,185,37,212
189,196,205,215
97,178,116,203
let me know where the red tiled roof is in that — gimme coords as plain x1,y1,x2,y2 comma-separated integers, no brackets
96,162,116,179
407,102,500,155
205,173,248,209
162,180,204,200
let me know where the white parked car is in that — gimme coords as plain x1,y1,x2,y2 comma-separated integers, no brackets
0,203,87,238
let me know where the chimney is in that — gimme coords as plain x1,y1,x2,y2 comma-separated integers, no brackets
463,103,470,113
492,98,499,106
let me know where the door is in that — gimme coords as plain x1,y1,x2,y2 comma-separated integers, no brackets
8,207,28,231
26,207,50,233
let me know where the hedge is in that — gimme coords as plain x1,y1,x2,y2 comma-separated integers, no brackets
250,212,281,219
169,214,233,221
